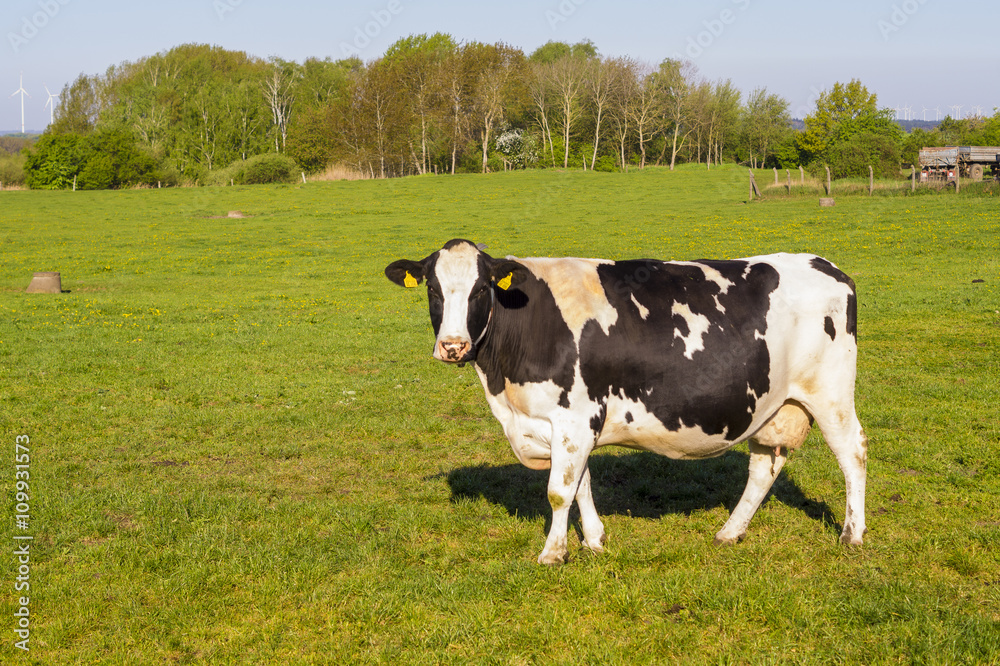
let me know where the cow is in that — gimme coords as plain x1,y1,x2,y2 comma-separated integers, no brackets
385,239,867,564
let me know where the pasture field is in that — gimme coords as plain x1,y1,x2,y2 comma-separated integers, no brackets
0,165,998,664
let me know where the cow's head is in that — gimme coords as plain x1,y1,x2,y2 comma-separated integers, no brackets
385,239,524,364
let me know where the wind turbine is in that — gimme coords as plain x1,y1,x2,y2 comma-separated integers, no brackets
922,107,929,121
9,73,30,134
950,105,963,119
43,85,59,124
934,107,941,121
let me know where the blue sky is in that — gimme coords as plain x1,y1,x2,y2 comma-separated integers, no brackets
3,0,998,132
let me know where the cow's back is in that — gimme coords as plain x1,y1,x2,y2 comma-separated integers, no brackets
499,253,857,458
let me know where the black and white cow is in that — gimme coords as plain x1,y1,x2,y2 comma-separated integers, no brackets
386,239,867,564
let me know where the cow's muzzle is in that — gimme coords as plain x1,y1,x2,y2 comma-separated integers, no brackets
434,337,473,363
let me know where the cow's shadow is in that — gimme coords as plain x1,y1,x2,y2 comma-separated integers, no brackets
445,450,840,537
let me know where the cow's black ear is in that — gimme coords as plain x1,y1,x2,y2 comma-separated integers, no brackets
490,259,527,291
385,259,425,288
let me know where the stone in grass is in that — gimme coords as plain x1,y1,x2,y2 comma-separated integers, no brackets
25,271,62,294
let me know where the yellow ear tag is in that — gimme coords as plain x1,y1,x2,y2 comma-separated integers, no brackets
403,271,418,288
496,272,513,291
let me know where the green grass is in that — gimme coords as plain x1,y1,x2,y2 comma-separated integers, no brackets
1,164,998,664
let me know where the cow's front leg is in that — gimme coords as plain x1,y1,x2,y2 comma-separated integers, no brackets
538,426,596,565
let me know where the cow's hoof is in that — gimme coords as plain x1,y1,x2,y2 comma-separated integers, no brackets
582,533,606,554
537,549,568,565
712,533,742,546
839,532,864,546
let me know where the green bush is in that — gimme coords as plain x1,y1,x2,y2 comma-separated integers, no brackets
827,130,902,179
0,152,27,186
23,134,86,189
24,128,165,190
209,153,300,186
591,154,619,172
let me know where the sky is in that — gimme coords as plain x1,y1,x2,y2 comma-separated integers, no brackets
3,0,999,133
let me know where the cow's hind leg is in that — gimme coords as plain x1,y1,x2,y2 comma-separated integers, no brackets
714,403,811,545
574,463,607,554
813,409,868,545
714,442,787,545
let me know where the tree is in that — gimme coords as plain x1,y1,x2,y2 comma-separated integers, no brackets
23,134,85,189
655,59,696,170
549,53,590,168
262,60,298,153
528,39,597,64
608,58,638,169
627,63,664,169
384,34,455,173
826,112,902,177
468,42,528,172
51,74,104,134
738,87,791,168
527,61,557,166
705,80,741,168
436,46,476,174
585,57,624,170
797,79,879,160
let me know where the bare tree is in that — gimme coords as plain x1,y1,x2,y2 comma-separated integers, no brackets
528,61,557,166
262,62,297,153
469,43,527,173
655,59,697,170
550,54,588,168
627,63,663,169
585,57,623,170
608,58,638,169
435,47,480,174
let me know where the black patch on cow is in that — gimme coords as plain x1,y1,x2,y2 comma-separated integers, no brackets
473,269,577,399
579,259,780,441
590,402,608,435
625,412,634,423
824,316,836,340
846,292,857,339
810,256,855,289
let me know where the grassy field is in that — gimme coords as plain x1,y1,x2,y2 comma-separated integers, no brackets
1,164,998,664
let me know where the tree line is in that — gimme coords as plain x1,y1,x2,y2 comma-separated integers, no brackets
18,37,1000,189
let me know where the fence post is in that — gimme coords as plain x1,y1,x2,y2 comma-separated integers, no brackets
869,165,874,195
911,166,916,192
748,169,761,200
773,167,778,185
786,169,791,194
825,166,831,195
799,165,804,185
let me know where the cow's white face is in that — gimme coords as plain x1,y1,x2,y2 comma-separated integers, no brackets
385,239,523,364
429,242,488,362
